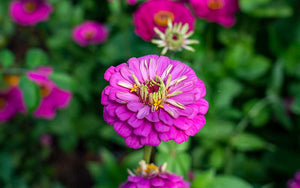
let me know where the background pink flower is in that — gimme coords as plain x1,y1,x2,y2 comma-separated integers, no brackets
288,171,300,188
189,0,239,27
133,0,195,41
0,87,26,123
101,55,208,149
27,67,72,119
72,21,109,46
10,0,53,26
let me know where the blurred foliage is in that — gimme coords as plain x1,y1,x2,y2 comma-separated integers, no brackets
0,0,299,187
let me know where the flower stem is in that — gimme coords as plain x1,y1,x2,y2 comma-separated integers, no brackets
143,145,153,164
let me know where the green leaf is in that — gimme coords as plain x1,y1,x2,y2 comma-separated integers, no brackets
200,119,235,140
0,152,14,182
208,175,252,188
270,61,284,94
25,48,48,68
230,133,267,151
19,75,40,113
209,147,225,169
291,97,300,115
192,169,215,188
0,49,15,67
239,0,270,12
214,78,243,109
240,0,293,18
50,72,74,91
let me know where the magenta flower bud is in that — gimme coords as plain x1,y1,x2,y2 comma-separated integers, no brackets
133,0,195,41
189,0,239,27
27,67,72,119
10,0,53,26
101,55,208,149
72,21,108,47
0,87,26,123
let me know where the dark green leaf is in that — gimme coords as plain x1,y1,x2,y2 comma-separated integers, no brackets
25,48,48,68
0,49,14,67
19,75,40,113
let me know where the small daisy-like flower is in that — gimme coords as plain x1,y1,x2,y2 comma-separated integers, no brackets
0,87,26,123
27,67,72,119
133,0,195,41
119,160,190,188
152,20,199,55
288,171,300,188
189,0,239,27
101,55,208,149
72,21,108,47
10,0,53,26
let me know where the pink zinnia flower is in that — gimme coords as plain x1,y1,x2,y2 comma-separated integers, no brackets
288,171,300,188
101,55,208,149
0,87,26,123
119,160,190,188
10,0,53,26
133,0,195,41
189,0,239,27
72,21,108,47
27,67,72,119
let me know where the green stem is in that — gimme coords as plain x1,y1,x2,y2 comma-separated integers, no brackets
143,145,153,164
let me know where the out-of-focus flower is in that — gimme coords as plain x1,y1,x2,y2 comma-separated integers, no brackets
189,0,239,27
72,21,108,47
152,19,199,55
119,160,190,188
288,171,300,188
10,0,53,26
40,134,52,147
133,0,195,41
3,74,21,87
108,0,138,5
28,67,72,119
101,55,208,149
0,87,26,123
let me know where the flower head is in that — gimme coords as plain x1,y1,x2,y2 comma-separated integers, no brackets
10,0,53,26
101,55,208,149
27,67,72,119
0,87,26,123
119,160,190,188
189,0,239,27
288,171,300,188
72,21,108,47
152,20,199,55
133,0,195,41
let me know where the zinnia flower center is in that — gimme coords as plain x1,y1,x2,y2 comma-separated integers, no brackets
40,85,51,97
0,98,7,110
207,0,224,10
24,2,37,13
124,63,187,112
3,75,20,87
136,163,159,175
84,30,96,40
154,11,175,27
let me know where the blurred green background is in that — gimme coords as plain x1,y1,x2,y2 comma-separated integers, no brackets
0,0,299,187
